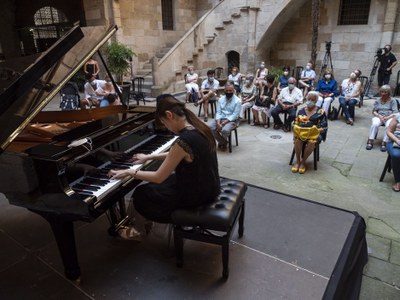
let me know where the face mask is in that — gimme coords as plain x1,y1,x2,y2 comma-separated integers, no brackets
260,64,265,68
350,73,356,79
306,65,311,70
306,100,315,108
90,81,97,86
208,77,214,81
106,82,112,85
245,80,251,85
288,83,295,89
325,75,331,80
384,48,390,53
225,92,234,98
189,70,193,74
283,71,289,76
263,80,267,85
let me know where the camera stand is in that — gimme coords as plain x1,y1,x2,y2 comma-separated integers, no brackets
364,56,380,97
319,42,333,80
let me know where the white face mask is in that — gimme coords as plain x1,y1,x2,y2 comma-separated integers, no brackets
306,65,311,70
325,74,331,80
288,83,295,90
283,71,289,76
260,64,265,68
306,100,316,108
350,73,356,79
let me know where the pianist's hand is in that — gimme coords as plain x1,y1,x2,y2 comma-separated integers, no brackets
108,169,130,180
130,153,149,164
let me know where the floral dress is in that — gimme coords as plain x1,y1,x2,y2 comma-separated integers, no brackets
294,107,328,141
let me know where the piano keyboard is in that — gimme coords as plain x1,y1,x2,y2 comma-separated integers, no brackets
69,134,177,203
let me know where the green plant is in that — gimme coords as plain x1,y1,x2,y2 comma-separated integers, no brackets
104,41,135,83
268,66,283,86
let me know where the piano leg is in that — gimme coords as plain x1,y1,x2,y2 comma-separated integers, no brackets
32,211,81,280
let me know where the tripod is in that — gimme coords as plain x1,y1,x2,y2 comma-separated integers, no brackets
319,41,334,79
364,56,380,97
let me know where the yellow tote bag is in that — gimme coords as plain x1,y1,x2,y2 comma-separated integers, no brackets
293,125,320,141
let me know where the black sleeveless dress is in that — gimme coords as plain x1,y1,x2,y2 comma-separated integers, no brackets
133,127,220,223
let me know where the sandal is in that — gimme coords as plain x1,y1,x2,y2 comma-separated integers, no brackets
273,124,282,130
250,122,260,126
291,166,299,173
392,184,400,192
298,167,306,174
366,143,373,150
118,225,143,241
380,144,387,152
263,124,270,129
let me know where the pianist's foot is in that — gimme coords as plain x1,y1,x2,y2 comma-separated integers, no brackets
118,225,143,241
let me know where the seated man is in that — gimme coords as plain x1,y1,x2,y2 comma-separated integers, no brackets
196,69,220,122
338,70,362,125
184,66,200,103
271,77,303,132
82,73,103,108
96,75,122,107
298,62,316,97
208,83,241,151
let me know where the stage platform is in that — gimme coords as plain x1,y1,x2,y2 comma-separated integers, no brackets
0,184,367,299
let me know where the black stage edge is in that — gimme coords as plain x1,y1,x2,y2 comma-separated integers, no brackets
247,183,368,300
0,184,368,299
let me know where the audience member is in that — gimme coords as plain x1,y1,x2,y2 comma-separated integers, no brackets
277,66,290,92
208,83,241,151
239,74,257,121
298,62,316,97
184,66,200,103
95,76,121,107
315,70,339,113
366,85,399,151
386,113,400,192
84,56,100,79
83,74,103,107
271,77,303,132
338,70,362,125
228,66,243,94
255,61,269,84
196,69,220,122
252,74,277,128
292,91,328,174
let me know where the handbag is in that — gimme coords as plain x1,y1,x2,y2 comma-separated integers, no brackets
293,125,320,141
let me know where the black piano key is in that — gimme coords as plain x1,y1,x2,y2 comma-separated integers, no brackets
81,178,110,186
72,188,94,195
73,183,100,191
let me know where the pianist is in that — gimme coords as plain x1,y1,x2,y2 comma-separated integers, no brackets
109,94,220,240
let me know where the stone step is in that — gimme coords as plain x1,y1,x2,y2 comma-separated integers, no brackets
215,25,225,30
222,20,233,25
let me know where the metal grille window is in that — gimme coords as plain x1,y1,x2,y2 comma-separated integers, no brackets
338,0,371,25
162,0,174,30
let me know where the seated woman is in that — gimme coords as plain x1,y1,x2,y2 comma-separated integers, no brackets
366,85,399,151
228,66,243,94
252,74,277,128
95,76,121,107
386,114,400,192
277,66,290,93
239,74,257,121
184,66,200,103
298,62,316,97
108,94,220,240
315,70,339,113
292,91,327,174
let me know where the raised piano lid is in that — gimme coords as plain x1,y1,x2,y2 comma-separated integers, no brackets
0,23,119,154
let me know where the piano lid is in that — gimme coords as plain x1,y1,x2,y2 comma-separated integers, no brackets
0,24,118,153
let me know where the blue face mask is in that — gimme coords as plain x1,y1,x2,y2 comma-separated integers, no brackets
208,77,214,81
106,82,112,85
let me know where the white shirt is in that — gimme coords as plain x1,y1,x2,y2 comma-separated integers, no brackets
341,78,361,100
278,87,303,104
201,78,220,90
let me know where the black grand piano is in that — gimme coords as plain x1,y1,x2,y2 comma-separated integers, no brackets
0,24,176,281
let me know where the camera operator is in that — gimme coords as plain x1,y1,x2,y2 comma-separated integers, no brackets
378,44,397,88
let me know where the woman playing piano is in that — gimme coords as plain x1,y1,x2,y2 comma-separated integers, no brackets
108,94,220,240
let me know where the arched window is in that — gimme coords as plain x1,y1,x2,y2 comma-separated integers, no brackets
30,6,71,52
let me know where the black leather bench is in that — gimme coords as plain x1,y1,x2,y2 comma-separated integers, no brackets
171,178,247,279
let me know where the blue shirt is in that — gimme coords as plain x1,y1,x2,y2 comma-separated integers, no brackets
315,79,339,96
279,76,289,88
216,94,241,121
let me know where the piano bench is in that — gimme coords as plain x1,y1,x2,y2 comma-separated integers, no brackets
171,178,247,280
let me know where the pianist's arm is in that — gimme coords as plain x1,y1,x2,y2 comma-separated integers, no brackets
109,143,186,184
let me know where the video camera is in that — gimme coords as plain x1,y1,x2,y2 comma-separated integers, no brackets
325,41,332,52
376,47,388,57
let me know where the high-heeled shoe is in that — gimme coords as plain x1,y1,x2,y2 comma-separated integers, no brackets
118,225,143,241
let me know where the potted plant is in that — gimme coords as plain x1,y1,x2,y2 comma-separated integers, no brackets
104,41,135,104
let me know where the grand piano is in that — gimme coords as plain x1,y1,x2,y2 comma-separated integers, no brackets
0,24,176,280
